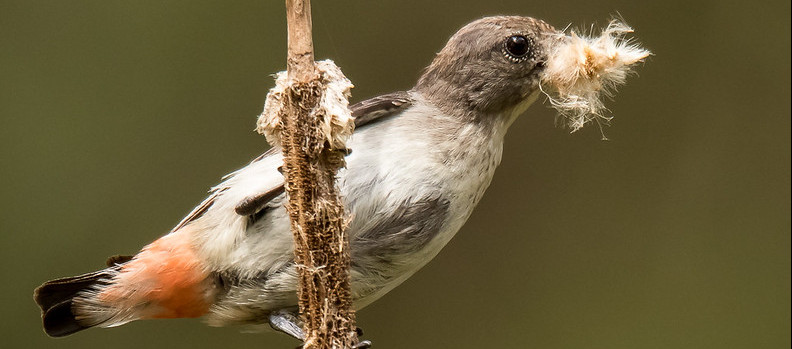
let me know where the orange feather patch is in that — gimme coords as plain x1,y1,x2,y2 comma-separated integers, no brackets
99,230,213,319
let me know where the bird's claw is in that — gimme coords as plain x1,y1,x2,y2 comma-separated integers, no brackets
353,340,372,349
294,339,371,349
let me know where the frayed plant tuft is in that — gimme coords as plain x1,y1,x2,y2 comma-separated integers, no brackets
541,20,650,134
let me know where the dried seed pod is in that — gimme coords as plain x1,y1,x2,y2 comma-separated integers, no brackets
257,60,355,150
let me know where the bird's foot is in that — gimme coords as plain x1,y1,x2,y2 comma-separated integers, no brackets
354,340,373,348
269,309,305,341
271,310,372,348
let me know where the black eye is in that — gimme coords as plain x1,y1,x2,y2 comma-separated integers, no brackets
505,35,530,59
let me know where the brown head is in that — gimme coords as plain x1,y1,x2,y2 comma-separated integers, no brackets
415,16,559,119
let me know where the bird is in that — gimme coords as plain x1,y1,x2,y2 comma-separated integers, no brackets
35,15,562,341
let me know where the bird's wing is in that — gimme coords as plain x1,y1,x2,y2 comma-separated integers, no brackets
172,191,221,232
172,91,413,231
350,91,413,128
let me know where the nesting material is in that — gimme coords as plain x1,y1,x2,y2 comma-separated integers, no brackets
257,60,355,150
541,20,651,132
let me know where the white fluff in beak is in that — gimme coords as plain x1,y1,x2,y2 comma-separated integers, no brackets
541,20,651,133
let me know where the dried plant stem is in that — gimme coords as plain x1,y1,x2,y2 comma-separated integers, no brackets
280,0,357,347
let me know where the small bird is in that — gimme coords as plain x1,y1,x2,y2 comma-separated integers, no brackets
34,15,647,341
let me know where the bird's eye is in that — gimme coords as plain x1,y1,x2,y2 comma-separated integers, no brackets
504,35,531,61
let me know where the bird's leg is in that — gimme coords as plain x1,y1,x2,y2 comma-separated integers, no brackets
354,339,373,348
268,309,304,342
268,309,372,348
354,327,372,348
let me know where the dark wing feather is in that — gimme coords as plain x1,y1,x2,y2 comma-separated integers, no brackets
234,185,286,216
351,91,413,128
172,190,219,232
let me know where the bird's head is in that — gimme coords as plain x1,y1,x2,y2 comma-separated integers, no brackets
415,16,650,131
416,16,556,120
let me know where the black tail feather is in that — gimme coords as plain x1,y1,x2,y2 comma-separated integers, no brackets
34,270,110,313
41,300,89,337
34,258,130,338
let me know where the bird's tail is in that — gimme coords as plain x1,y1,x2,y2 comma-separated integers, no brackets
33,256,134,337
34,228,216,337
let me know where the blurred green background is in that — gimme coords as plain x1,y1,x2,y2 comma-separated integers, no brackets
1,1,789,348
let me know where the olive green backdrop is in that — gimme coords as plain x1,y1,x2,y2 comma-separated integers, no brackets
1,1,789,348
